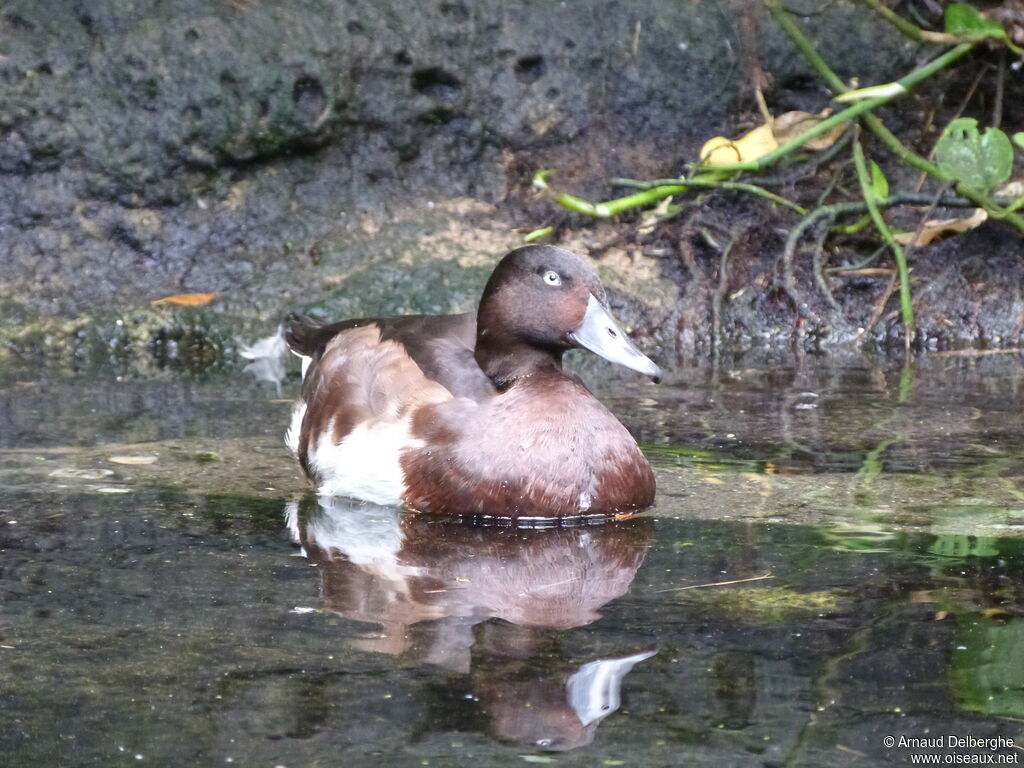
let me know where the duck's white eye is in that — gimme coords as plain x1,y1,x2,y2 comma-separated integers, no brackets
542,270,562,286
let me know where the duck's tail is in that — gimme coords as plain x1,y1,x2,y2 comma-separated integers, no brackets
284,313,326,356
285,313,327,380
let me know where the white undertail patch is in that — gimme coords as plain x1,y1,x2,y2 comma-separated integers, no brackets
289,348,313,380
285,401,307,455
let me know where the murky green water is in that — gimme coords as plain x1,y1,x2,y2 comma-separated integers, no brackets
2,355,1024,766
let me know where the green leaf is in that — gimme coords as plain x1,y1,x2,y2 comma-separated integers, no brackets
1015,132,1024,151
935,117,1014,192
944,3,1007,41
869,161,889,201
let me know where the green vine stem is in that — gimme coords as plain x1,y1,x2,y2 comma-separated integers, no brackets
532,170,805,217
853,139,915,344
861,0,957,43
611,177,807,214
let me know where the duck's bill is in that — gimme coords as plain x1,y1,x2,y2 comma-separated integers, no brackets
568,294,663,383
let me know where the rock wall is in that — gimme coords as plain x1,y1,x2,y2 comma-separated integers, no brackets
5,0,1017,370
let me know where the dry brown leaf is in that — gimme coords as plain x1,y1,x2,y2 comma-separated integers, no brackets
151,292,218,307
772,109,848,150
981,608,1013,620
893,208,988,247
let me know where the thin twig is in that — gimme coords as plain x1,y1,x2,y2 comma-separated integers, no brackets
825,243,887,273
712,232,742,361
812,217,842,312
994,50,1006,129
901,184,949,254
656,573,774,593
853,270,898,343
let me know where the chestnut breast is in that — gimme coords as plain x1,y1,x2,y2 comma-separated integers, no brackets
400,371,655,519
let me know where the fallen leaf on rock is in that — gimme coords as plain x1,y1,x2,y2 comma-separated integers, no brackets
997,179,1024,198
151,293,218,306
700,109,847,165
48,467,115,480
893,208,988,247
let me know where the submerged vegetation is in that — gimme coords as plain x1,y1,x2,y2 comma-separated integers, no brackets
535,2,1024,349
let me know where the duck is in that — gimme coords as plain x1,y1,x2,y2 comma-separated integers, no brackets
284,244,662,521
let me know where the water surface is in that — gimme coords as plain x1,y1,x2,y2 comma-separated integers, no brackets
2,355,1023,766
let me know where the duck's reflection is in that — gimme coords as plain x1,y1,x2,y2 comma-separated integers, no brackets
285,496,656,750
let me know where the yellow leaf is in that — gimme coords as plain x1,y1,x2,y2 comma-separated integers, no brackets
699,109,847,166
893,208,988,247
699,136,743,165
151,292,218,306
700,123,778,165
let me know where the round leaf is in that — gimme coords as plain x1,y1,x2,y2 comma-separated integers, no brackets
935,118,1013,192
944,3,1008,40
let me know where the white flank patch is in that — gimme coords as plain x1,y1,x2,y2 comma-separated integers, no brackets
284,401,307,455
308,417,417,506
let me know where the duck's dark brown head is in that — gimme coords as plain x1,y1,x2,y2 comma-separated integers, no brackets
475,245,662,387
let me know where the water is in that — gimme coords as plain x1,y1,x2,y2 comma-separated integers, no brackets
2,355,1024,767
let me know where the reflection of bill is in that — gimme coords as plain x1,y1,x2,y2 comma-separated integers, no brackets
285,496,657,750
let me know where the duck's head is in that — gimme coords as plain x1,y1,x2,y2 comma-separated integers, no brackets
475,245,662,385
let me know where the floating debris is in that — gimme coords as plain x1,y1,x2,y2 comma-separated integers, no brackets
108,455,158,465
48,468,115,481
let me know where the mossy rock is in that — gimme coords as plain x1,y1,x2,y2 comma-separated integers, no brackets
304,248,494,321
0,302,260,376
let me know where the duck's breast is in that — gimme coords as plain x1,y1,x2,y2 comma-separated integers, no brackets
401,376,654,518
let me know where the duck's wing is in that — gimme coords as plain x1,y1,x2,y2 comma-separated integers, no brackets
285,313,496,501
286,313,495,400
